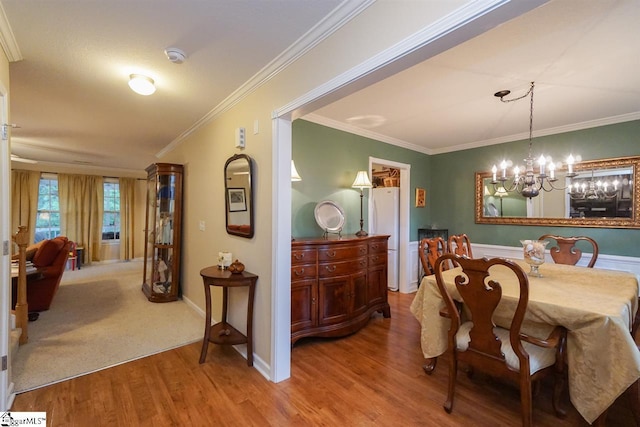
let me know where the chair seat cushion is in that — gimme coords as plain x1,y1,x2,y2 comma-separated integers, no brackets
456,321,557,374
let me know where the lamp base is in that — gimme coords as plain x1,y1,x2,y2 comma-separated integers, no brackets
355,229,368,237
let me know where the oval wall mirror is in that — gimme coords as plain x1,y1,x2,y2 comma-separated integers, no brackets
224,154,254,238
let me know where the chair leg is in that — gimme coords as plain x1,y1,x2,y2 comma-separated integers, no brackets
444,353,457,413
520,381,533,427
423,357,437,375
552,329,567,418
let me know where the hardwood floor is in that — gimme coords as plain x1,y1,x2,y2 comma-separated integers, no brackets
12,291,637,426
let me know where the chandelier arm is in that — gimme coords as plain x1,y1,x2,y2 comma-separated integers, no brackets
540,179,570,192
492,180,520,194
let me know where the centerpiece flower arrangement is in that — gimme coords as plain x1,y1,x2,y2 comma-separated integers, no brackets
520,239,549,277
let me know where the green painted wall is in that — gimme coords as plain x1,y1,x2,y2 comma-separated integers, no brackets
292,119,432,239
430,120,640,257
293,119,640,257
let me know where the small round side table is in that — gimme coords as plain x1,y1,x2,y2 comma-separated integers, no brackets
199,266,258,366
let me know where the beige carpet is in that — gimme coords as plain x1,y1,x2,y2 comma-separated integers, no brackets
12,260,203,393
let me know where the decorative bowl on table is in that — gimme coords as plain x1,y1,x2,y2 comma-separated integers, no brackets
520,240,549,278
228,259,245,274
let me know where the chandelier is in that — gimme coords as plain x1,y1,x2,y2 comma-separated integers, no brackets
491,82,578,199
568,169,618,200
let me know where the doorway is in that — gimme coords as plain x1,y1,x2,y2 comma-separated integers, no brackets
368,158,410,294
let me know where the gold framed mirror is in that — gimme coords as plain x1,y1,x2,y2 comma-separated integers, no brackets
224,153,254,238
475,155,640,228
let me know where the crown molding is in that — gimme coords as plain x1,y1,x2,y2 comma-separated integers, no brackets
428,112,640,155
304,112,640,157
157,0,374,159
0,2,22,62
302,113,431,155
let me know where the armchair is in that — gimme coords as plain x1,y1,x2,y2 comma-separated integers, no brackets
12,236,72,312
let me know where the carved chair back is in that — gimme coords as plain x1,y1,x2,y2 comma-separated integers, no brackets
447,234,473,262
419,237,447,277
538,234,599,268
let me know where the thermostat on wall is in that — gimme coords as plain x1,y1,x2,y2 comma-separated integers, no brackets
235,127,246,148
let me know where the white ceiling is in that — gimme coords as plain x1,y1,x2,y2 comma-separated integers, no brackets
308,0,640,156
3,0,639,173
2,0,343,171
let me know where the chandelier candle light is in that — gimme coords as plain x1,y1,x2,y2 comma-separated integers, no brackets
569,169,618,200
352,171,372,237
491,82,578,199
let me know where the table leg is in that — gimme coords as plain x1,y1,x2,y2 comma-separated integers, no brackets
199,284,212,363
221,286,228,323
246,282,255,367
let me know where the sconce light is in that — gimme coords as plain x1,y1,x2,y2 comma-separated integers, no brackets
352,170,372,237
128,74,156,96
291,160,302,182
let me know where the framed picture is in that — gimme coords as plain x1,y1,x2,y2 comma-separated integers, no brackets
227,188,247,212
415,187,426,208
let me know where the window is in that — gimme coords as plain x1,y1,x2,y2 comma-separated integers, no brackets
35,176,60,243
103,180,120,241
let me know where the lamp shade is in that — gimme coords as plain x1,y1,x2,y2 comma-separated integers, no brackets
495,186,508,198
291,160,302,182
128,74,156,96
352,171,372,189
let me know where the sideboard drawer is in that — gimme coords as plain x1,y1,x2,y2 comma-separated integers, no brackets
368,239,388,254
369,252,386,266
318,245,367,261
319,257,367,278
291,264,317,280
292,249,317,265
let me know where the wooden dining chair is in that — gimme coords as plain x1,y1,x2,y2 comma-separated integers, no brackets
418,237,447,277
447,234,473,258
433,253,567,427
417,236,449,375
538,234,599,268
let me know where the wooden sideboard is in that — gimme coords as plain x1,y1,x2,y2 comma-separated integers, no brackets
291,235,391,344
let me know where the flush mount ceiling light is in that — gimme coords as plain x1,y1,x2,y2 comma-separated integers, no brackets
128,74,156,96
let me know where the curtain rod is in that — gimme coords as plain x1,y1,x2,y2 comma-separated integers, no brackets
32,170,145,180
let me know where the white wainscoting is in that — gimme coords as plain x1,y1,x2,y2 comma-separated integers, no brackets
407,241,640,294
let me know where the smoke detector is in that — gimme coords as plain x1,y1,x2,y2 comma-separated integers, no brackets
164,47,187,64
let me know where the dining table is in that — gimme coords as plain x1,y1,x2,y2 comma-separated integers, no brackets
410,259,640,424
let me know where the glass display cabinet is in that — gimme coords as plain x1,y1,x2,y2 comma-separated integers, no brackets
142,163,183,302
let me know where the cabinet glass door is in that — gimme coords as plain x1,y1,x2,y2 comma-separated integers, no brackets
152,174,176,294
143,174,157,291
